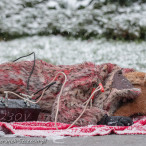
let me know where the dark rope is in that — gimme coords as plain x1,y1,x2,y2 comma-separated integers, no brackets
12,52,56,100
34,81,56,95
13,52,36,95
26,52,35,94
13,52,35,62
34,81,56,100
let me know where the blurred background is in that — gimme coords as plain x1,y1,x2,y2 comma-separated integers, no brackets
0,0,146,71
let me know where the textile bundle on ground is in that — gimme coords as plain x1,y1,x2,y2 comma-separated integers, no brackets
0,116,146,137
0,60,141,125
0,59,145,137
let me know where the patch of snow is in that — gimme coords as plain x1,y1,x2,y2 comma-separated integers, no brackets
46,135,66,143
0,35,145,72
0,0,146,39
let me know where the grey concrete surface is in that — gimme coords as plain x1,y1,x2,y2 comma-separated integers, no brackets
0,135,145,146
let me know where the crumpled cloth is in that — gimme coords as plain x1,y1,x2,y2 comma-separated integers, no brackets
0,116,146,137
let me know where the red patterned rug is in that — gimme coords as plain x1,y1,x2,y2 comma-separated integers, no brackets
0,116,146,137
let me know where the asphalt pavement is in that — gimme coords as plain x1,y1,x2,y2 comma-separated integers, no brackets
0,135,145,146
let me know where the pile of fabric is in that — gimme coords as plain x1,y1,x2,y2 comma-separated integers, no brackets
0,60,145,137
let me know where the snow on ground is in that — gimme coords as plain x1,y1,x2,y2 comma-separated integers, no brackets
0,35,145,72
0,0,146,39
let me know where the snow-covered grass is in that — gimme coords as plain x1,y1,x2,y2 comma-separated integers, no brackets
0,35,145,72
0,0,146,40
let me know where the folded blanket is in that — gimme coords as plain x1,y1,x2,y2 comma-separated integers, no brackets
1,116,146,137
